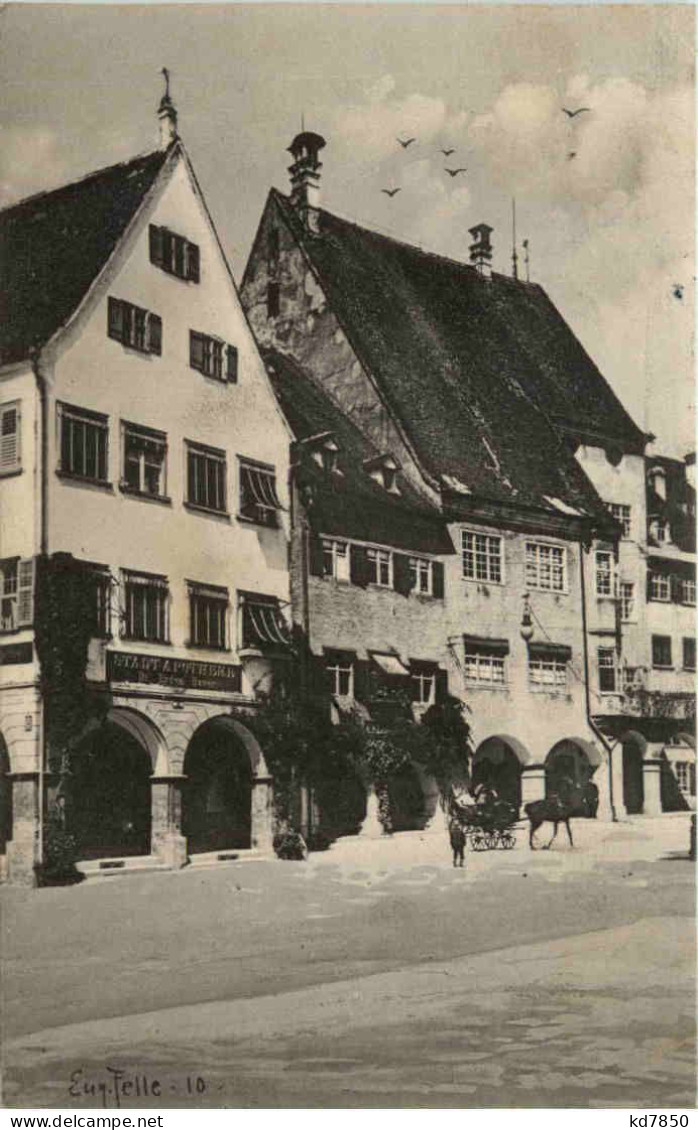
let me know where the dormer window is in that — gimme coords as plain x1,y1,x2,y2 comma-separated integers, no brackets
307,433,340,474
364,454,400,494
650,517,670,545
648,465,667,501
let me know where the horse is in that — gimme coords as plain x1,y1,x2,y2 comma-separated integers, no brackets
448,817,466,867
524,778,583,850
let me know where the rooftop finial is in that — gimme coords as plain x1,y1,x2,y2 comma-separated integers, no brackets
523,238,530,282
511,199,519,281
157,66,178,149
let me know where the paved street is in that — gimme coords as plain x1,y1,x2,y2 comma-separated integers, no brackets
1,815,695,1108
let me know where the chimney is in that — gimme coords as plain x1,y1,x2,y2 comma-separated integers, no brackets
158,67,178,150
288,131,326,233
469,223,493,278
685,452,695,491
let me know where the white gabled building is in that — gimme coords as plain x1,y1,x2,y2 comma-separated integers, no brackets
0,93,292,884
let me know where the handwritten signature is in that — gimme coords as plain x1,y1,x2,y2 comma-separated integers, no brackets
69,1068,211,1109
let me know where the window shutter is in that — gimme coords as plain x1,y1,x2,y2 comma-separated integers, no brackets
187,242,200,283
190,331,204,372
17,558,35,626
669,574,682,604
149,224,164,267
147,313,162,356
353,659,369,702
435,668,449,703
308,533,325,577
393,553,412,597
432,561,445,599
646,570,655,601
107,297,124,343
349,545,369,588
226,344,238,383
0,405,19,471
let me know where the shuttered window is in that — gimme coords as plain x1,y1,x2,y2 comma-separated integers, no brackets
1,557,34,631
0,402,20,474
108,297,162,355
149,224,200,282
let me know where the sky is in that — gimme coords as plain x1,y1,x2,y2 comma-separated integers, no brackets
1,3,694,456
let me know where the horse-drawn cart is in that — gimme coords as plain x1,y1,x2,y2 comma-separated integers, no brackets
450,791,518,851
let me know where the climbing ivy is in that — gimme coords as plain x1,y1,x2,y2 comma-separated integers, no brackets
34,554,101,775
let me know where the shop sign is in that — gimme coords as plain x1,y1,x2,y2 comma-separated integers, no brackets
107,650,242,694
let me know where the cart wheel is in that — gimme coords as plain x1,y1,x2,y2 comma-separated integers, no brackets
500,831,516,850
472,833,486,851
484,831,499,850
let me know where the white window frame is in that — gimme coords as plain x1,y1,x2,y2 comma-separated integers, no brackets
464,649,507,686
654,519,669,544
0,557,34,632
681,579,696,607
322,539,350,582
409,556,433,595
620,581,636,622
122,422,167,498
367,547,393,588
108,297,162,355
410,668,436,705
597,648,618,693
0,401,21,475
595,550,615,598
326,654,354,698
461,530,504,585
648,572,671,602
529,655,568,691
608,502,631,538
525,540,567,593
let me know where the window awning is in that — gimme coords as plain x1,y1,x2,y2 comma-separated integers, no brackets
123,570,168,590
241,464,283,510
528,641,572,661
370,652,409,676
242,599,290,648
463,635,510,655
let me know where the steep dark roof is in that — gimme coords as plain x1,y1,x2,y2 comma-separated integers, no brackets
646,455,696,554
263,347,454,555
0,149,169,365
271,191,641,520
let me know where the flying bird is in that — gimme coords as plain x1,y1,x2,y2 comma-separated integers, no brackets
381,187,402,197
441,147,455,156
445,167,467,177
397,137,416,148
562,107,591,118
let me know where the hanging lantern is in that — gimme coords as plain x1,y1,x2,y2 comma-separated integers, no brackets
520,592,534,642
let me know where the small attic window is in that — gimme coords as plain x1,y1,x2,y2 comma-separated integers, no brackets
364,454,400,494
311,438,340,474
267,282,280,319
648,465,667,501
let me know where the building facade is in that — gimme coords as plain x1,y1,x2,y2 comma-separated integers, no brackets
241,131,671,826
0,104,292,883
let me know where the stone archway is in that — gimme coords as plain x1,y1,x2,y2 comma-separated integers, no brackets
622,731,647,816
70,717,154,859
546,738,602,817
182,716,272,855
473,735,529,812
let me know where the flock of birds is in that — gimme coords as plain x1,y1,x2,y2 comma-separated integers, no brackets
380,106,591,198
